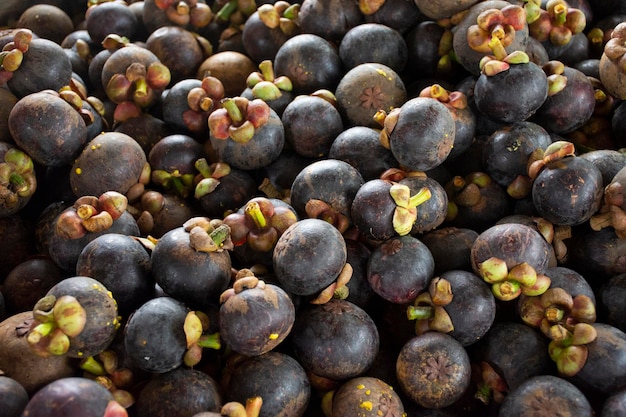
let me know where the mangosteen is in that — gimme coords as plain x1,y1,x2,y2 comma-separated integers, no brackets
339,23,408,73
75,233,153,316
6,33,74,98
26,276,120,359
150,223,232,310
8,89,88,168
367,235,435,305
297,0,363,44
123,296,188,373
145,26,206,83
85,0,138,45
17,4,74,45
482,121,552,190
273,218,347,298
335,62,407,129
223,196,298,267
148,134,206,199
0,311,76,395
273,33,344,95
531,142,604,226
70,131,147,198
470,321,553,402
19,377,126,417
208,97,285,171
351,178,432,241
240,3,300,64
382,96,456,172
0,144,37,217
225,351,311,417
444,172,513,233
452,1,529,76
498,375,593,416
532,62,596,134
193,160,258,220
331,376,405,417
219,270,295,356
408,270,496,346
0,375,28,417
2,256,67,316
290,159,364,233
47,194,141,273
196,51,258,97
135,368,222,417
328,126,399,181
290,298,380,381
421,227,479,275
281,92,344,158
396,332,472,409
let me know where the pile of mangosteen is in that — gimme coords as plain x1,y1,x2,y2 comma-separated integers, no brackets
1,0,626,416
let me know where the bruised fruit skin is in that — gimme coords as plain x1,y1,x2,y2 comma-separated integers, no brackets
0,312,76,395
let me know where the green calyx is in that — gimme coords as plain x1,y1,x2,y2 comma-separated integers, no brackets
28,295,87,357
390,183,432,236
478,258,551,301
